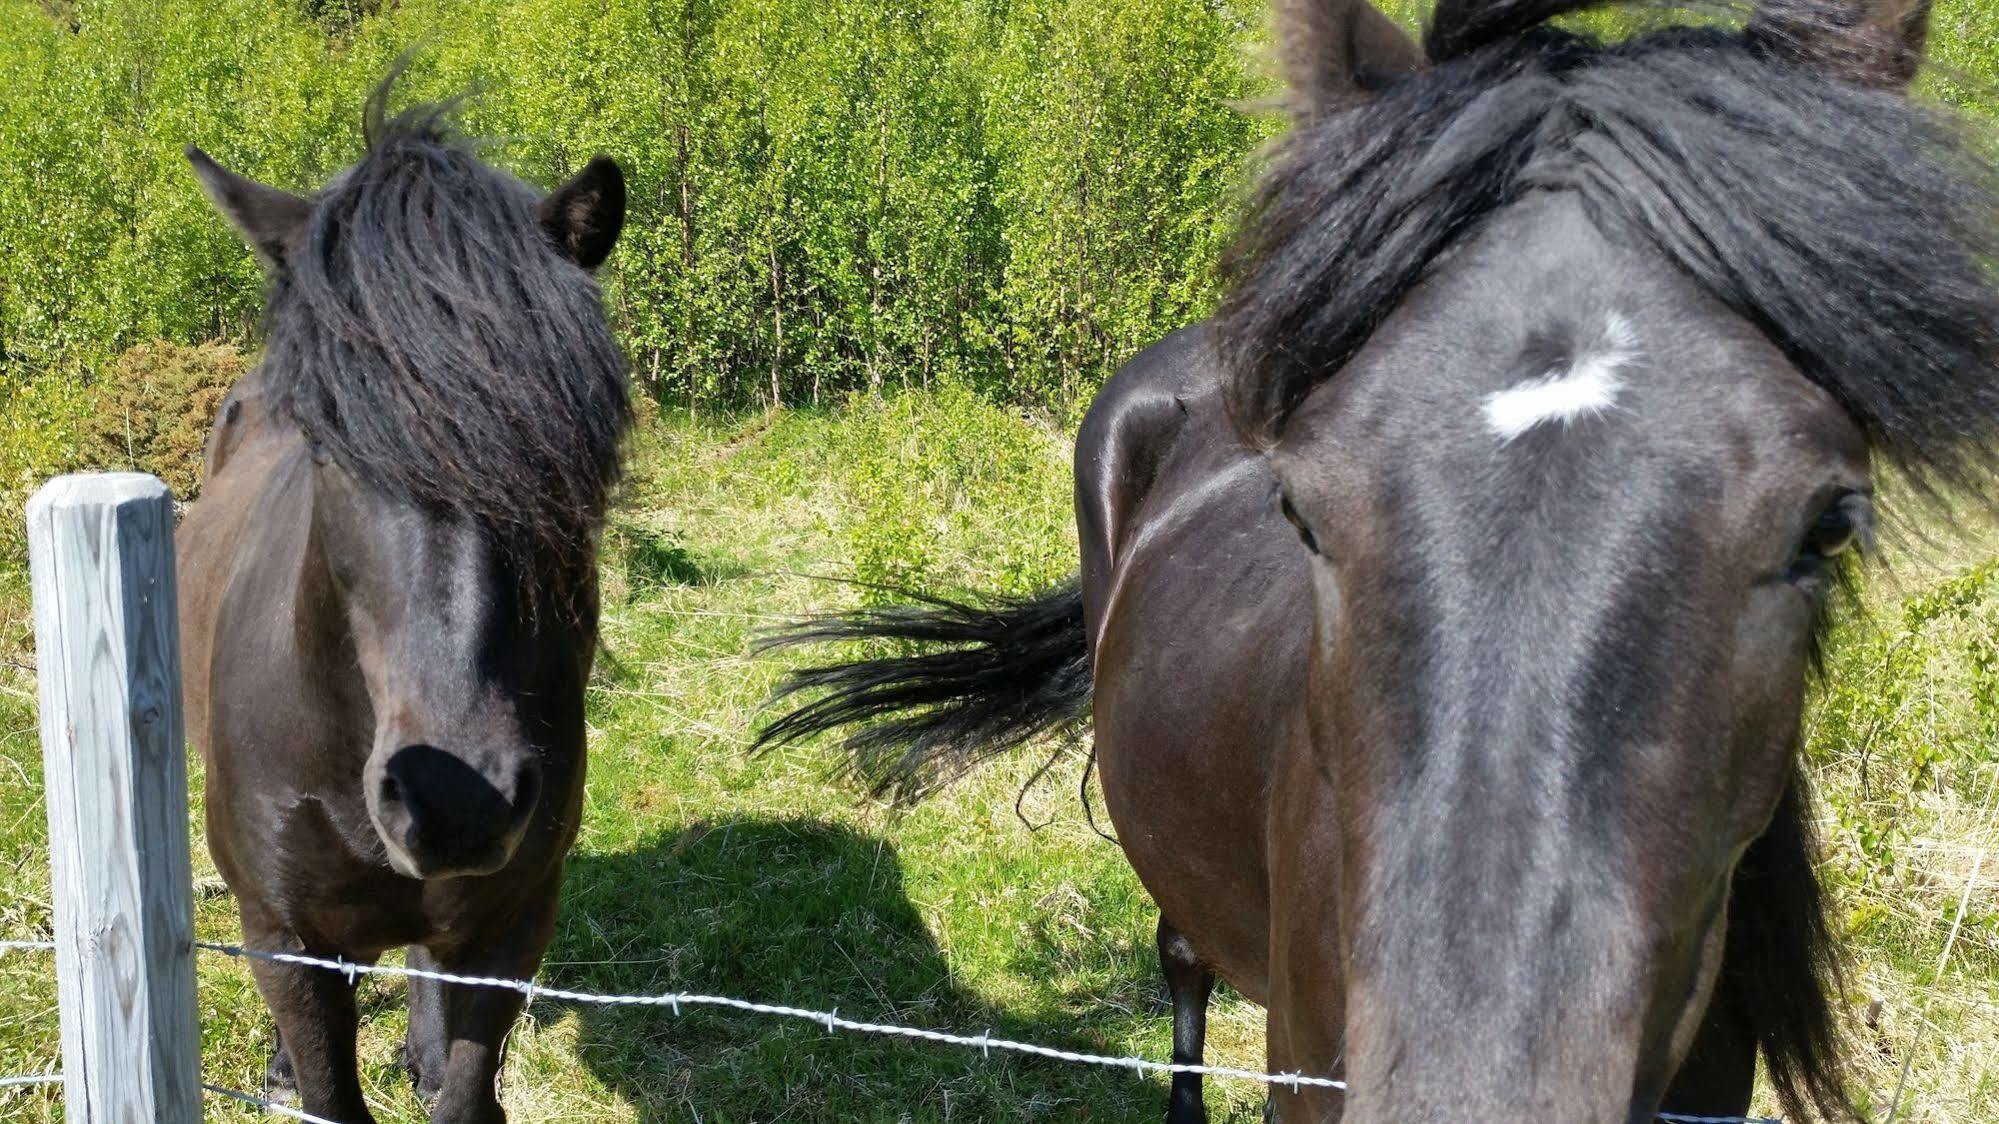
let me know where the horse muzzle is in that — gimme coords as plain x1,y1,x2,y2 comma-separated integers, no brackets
364,741,543,879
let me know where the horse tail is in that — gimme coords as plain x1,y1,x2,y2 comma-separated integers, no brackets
1729,768,1858,1122
754,579,1091,802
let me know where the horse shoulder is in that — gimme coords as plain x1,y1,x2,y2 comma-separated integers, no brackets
178,389,306,755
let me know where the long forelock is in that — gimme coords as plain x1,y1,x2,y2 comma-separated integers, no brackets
261,98,630,593
1218,11,1999,512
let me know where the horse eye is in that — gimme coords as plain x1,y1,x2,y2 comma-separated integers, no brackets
1791,491,1870,578
1279,494,1321,555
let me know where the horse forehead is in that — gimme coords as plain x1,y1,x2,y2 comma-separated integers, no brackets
1279,193,1861,509
1480,312,1638,442
1296,331,1832,582
360,501,500,615
1345,293,1829,476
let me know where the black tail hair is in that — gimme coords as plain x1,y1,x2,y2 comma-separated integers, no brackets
755,581,1091,802
1727,768,1857,1122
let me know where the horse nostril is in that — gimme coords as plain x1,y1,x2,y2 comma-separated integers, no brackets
514,757,543,812
379,746,447,821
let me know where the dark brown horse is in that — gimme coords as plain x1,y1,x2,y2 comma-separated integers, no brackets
759,0,1999,1120
178,82,628,1124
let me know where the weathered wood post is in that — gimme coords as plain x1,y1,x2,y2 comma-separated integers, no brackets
27,473,199,1121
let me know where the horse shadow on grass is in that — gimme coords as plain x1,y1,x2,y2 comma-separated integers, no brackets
544,817,1233,1123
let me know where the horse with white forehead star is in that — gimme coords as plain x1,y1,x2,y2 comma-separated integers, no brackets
759,0,1999,1120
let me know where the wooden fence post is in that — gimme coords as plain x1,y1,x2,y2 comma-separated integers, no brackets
27,473,199,1122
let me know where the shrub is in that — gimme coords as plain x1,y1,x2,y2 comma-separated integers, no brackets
1811,559,1999,809
78,340,248,501
830,384,1074,599
0,0,1271,414
3,0,1998,418
0,367,88,565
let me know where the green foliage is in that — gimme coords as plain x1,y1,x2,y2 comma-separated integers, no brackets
0,366,85,564
609,387,1074,602
1926,0,1999,109
0,0,1269,418
1810,556,1999,896
1797,546,1999,1120
0,1,361,373
296,0,386,29
975,0,1273,403
826,385,1075,598
78,339,247,500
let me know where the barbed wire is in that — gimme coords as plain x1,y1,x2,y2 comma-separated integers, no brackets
203,1082,342,1123
190,940,1780,1122
193,941,1345,1092
0,1074,60,1089
0,1070,345,1123
0,934,1786,1122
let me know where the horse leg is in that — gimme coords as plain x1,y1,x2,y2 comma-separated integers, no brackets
401,947,450,1104
266,1025,297,1100
1159,916,1216,1124
1658,971,1756,1119
242,922,373,1123
419,967,524,1124
424,907,556,1124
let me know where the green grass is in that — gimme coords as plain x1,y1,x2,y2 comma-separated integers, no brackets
1,392,1997,1122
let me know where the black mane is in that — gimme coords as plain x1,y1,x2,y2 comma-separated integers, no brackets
261,78,630,588
1219,0,1999,513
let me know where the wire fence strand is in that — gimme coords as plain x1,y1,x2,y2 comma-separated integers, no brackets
189,940,1779,1122
0,1070,347,1124
193,941,1345,1092
0,933,1783,1122
203,1082,343,1123
0,1075,60,1089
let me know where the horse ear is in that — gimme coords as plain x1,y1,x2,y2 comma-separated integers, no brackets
538,155,626,271
1278,0,1426,120
1748,0,1935,89
185,146,312,269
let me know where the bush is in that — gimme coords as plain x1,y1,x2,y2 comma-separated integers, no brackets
78,340,248,501
0,0,1270,417
0,367,88,565
828,384,1074,598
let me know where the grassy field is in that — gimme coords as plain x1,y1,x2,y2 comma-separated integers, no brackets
0,392,1997,1123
